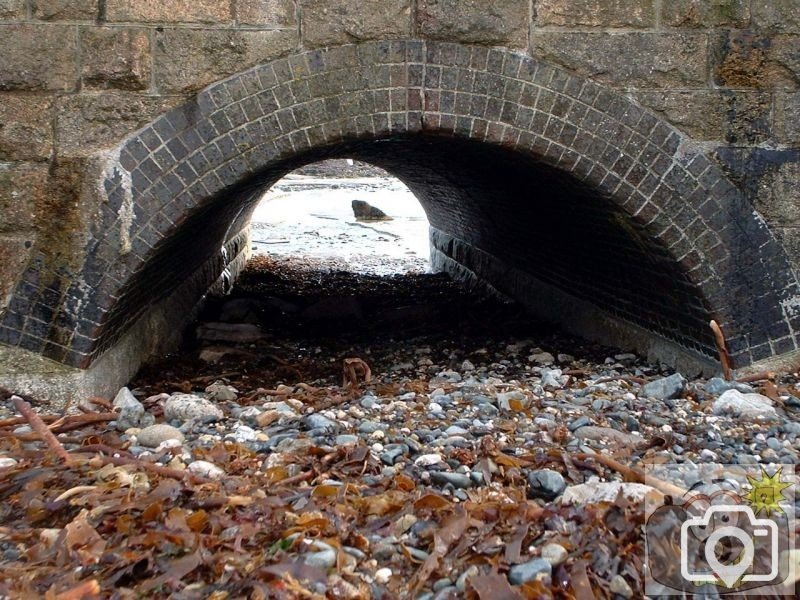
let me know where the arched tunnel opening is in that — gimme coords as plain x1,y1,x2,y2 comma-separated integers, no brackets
250,159,431,274
96,133,719,388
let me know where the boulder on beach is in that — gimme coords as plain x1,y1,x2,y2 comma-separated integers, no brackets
352,199,392,221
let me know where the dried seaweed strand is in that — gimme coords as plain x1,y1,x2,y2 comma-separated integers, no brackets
54,579,100,600
12,396,74,466
74,453,212,484
49,413,116,433
710,319,732,380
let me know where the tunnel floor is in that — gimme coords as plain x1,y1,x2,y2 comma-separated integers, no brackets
1,256,799,597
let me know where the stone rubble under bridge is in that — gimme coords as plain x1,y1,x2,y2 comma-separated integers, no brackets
0,2,799,401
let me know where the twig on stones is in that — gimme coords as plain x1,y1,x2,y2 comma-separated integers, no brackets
48,413,116,434
571,452,644,483
61,394,73,416
591,375,649,386
243,387,284,402
571,452,685,496
12,396,74,466
736,371,776,384
0,414,59,428
191,372,240,384
75,453,212,484
275,469,315,487
78,396,114,413
70,443,135,459
710,320,732,380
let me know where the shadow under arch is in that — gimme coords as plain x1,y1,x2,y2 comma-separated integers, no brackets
2,39,798,376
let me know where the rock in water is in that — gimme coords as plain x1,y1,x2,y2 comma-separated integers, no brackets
641,373,687,400
712,389,778,420
351,199,392,221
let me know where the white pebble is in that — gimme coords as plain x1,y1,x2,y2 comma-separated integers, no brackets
0,457,18,469
414,453,442,467
375,567,392,584
540,543,568,566
188,460,224,479
155,438,184,452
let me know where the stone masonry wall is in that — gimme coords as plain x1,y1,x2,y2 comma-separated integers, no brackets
0,1,799,375
1,1,798,311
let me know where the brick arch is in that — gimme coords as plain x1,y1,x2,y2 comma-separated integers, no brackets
1,39,799,371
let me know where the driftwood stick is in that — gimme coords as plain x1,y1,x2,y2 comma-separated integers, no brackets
12,396,74,466
571,452,686,497
736,371,776,384
710,320,732,380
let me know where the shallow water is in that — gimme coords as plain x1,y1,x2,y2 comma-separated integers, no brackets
250,175,430,275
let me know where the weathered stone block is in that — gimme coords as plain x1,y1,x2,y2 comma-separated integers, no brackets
0,163,48,232
0,25,79,91
531,32,707,88
712,31,800,89
0,94,53,161
236,0,296,26
0,0,25,20
752,0,800,33
753,158,800,226
106,0,231,23
774,227,800,268
154,28,297,94
662,0,749,28
418,0,527,47
775,92,800,144
300,0,411,47
635,90,771,144
31,0,99,20
0,236,33,310
55,92,181,156
81,27,151,90
715,148,800,227
536,0,655,28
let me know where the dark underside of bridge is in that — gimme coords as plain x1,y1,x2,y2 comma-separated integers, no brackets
98,134,717,371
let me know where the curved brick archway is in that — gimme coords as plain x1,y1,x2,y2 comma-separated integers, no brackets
2,40,799,375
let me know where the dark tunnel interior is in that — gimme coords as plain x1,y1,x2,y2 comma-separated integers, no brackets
96,134,718,361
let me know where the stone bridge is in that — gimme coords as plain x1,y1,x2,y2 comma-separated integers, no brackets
1,1,799,400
